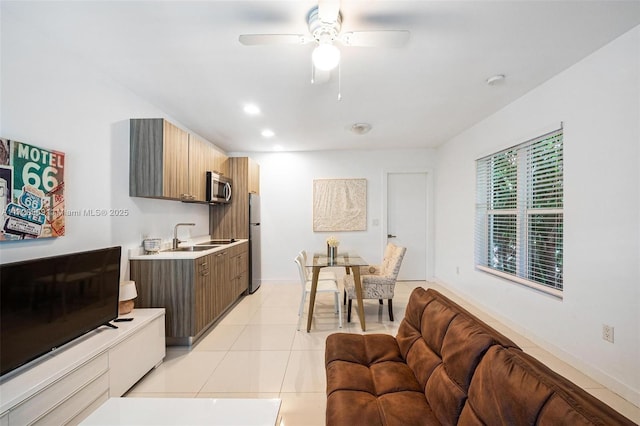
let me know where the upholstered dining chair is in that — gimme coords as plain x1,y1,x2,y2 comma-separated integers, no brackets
294,253,342,330
343,243,406,322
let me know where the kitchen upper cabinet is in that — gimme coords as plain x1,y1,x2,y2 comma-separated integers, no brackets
229,156,260,195
188,134,213,202
209,157,260,239
130,118,229,202
188,135,230,202
248,158,260,194
130,118,189,200
213,149,229,178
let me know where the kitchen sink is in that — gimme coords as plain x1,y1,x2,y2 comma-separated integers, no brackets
163,246,218,252
196,239,236,246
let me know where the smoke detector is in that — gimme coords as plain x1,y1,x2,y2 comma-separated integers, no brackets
350,123,372,135
486,74,506,86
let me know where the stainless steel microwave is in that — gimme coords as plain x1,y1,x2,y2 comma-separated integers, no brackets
206,172,232,204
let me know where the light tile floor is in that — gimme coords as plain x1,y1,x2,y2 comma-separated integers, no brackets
126,281,640,425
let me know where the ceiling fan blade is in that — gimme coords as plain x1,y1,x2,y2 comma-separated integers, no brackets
318,0,340,24
340,30,410,47
239,34,309,46
311,66,330,85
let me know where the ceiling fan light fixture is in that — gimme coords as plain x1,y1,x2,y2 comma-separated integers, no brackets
312,43,340,71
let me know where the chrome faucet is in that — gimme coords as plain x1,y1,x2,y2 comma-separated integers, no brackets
173,223,195,249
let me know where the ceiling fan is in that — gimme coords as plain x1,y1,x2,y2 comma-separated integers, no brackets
238,0,410,84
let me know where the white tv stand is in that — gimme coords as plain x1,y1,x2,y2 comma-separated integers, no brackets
0,309,165,426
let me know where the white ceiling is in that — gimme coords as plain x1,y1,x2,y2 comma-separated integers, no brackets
3,1,640,152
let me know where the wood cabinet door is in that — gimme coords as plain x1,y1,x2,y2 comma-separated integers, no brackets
248,158,260,194
231,243,249,296
213,250,233,316
193,255,212,335
162,120,189,199
188,135,212,202
131,259,194,338
212,149,228,176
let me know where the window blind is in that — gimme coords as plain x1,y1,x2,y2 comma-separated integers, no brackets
475,129,563,294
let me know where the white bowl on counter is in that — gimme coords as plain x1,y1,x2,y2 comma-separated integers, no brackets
143,238,162,253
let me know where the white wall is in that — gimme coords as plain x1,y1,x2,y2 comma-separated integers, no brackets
0,10,210,278
238,150,436,282
434,26,639,404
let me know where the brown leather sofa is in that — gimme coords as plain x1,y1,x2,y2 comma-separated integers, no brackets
325,287,634,425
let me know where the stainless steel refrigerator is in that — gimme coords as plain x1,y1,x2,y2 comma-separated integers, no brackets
249,193,261,293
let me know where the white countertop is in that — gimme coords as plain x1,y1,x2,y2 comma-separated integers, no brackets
80,397,282,426
129,238,248,260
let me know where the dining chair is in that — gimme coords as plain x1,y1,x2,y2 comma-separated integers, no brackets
294,253,342,330
300,250,337,281
343,243,406,322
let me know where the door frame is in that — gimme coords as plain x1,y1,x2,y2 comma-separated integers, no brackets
382,168,435,281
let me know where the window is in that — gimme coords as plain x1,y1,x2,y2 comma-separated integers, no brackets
475,129,563,296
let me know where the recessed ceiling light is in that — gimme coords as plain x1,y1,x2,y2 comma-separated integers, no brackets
261,129,275,138
486,74,506,86
243,103,261,115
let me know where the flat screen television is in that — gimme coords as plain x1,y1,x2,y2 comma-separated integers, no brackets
0,246,121,377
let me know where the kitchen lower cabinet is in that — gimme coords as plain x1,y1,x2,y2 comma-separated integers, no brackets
212,250,229,319
130,242,248,344
230,243,249,297
194,254,214,335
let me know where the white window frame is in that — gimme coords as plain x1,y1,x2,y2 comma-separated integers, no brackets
475,129,563,298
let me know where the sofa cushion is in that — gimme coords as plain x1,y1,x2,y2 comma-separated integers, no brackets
326,333,439,425
326,390,440,426
396,287,520,424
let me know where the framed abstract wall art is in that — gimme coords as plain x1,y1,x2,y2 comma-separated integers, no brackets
313,178,366,232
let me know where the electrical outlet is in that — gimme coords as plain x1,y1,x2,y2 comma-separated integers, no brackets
456,266,460,275
602,324,614,343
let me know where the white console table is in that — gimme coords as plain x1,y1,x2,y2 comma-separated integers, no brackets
80,398,282,426
0,309,165,426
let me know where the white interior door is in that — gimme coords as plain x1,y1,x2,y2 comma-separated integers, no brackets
386,172,428,280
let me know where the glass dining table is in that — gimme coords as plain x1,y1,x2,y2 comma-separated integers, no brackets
306,252,369,332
